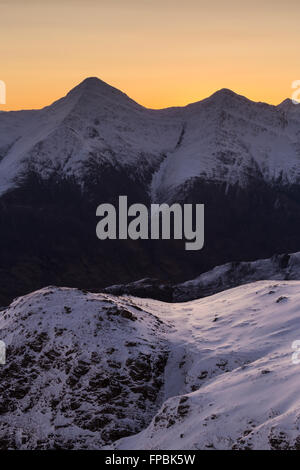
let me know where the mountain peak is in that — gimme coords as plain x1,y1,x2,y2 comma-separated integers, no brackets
212,88,237,97
208,88,247,104
212,88,241,100
70,76,116,95
78,76,108,89
278,98,295,110
201,88,262,112
66,76,139,108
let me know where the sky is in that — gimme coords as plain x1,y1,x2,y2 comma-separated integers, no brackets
0,0,299,110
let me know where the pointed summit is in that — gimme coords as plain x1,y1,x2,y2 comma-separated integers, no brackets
208,88,249,104
75,76,110,91
65,76,141,109
68,76,128,100
278,98,296,110
211,88,238,98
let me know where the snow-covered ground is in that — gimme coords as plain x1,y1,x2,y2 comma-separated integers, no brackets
113,280,300,450
1,281,300,449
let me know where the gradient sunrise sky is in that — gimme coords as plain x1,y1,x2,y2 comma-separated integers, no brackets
1,0,299,110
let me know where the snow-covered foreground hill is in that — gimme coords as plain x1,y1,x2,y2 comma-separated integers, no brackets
1,281,300,450
0,288,170,449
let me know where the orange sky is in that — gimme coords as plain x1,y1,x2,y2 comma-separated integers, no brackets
0,0,299,110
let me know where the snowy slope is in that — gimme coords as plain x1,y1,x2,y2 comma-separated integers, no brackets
1,281,300,449
0,78,300,198
113,281,300,450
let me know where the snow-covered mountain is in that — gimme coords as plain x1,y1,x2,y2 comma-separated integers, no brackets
0,77,182,196
1,77,300,306
1,281,300,450
1,78,300,198
151,89,300,201
1,79,299,451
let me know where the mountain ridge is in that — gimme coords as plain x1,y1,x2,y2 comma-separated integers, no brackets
103,251,300,302
0,78,293,113
1,77,300,197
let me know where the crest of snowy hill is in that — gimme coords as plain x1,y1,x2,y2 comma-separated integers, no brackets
103,251,300,302
174,251,300,301
1,281,300,449
0,77,300,197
